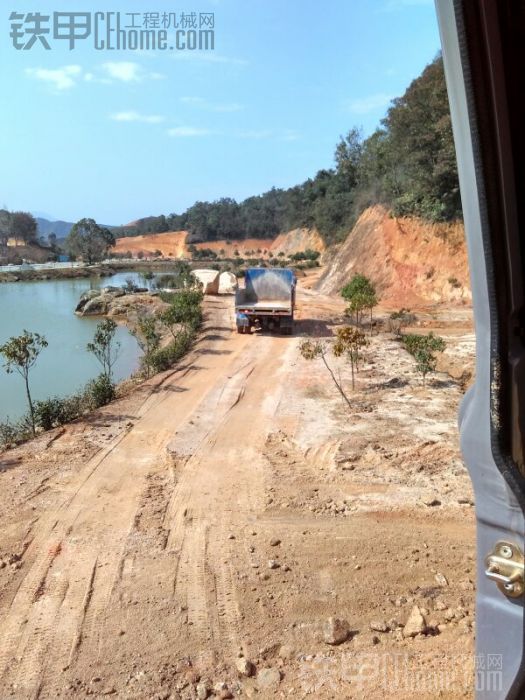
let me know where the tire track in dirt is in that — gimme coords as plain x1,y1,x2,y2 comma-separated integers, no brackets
165,334,295,668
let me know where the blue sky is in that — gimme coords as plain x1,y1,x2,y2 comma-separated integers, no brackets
0,0,440,225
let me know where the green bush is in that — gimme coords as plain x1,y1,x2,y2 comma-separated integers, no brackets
0,414,35,449
149,332,193,373
402,332,446,384
34,397,69,430
85,373,116,408
156,274,180,290
0,420,21,449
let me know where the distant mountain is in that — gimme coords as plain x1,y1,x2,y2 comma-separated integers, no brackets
36,217,75,239
32,210,58,220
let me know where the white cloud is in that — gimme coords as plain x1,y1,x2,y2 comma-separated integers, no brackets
25,65,82,91
345,93,393,114
101,62,142,82
25,62,163,90
111,111,165,124
167,127,215,137
100,62,164,83
180,96,243,112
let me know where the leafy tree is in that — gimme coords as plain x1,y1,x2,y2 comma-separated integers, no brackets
0,331,48,436
10,211,37,245
300,338,352,409
335,127,363,189
333,326,368,390
65,218,115,264
300,326,368,406
0,209,11,246
403,332,446,384
87,319,121,380
341,275,378,326
132,315,161,378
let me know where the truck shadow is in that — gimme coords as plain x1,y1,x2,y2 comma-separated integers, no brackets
293,318,337,338
253,319,335,338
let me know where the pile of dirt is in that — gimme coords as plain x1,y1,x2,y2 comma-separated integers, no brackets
318,205,470,307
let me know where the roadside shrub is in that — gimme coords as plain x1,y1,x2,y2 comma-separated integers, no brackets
156,274,180,290
59,392,88,421
149,331,193,373
34,397,69,430
0,415,33,449
388,308,416,336
0,420,20,449
85,373,116,408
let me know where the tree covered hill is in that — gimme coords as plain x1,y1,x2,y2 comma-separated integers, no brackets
35,218,75,240
115,54,460,247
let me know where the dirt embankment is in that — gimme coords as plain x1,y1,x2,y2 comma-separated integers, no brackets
113,231,188,258
113,228,326,260
0,266,116,284
318,206,470,307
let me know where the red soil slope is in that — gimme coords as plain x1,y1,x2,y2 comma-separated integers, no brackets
113,228,325,259
318,205,470,307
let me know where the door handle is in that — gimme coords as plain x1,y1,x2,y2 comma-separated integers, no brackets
484,541,524,598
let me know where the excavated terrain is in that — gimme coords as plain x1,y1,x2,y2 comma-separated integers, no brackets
0,278,476,699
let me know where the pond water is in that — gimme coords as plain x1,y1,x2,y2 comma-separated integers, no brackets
0,272,151,422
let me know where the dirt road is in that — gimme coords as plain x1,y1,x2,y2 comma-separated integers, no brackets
0,289,476,699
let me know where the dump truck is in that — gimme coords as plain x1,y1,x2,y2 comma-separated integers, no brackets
235,268,296,335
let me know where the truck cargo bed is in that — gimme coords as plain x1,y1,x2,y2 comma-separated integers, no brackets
235,268,296,334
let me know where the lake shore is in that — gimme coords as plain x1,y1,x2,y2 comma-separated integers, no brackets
0,265,116,284
0,260,216,284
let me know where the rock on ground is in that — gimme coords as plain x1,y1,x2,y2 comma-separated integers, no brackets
403,605,427,638
323,617,350,645
256,667,282,691
236,657,255,677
